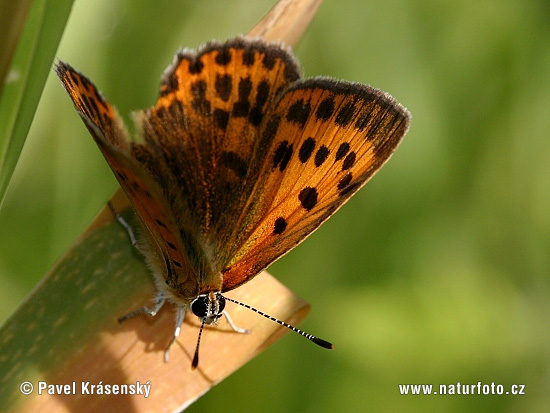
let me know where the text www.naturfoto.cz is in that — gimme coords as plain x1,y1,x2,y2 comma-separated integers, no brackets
399,382,525,396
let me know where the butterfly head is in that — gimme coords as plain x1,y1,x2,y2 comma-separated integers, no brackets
190,291,225,325
190,291,227,369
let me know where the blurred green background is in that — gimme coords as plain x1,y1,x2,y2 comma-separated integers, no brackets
1,0,549,411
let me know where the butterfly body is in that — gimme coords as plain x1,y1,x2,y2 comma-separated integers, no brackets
56,37,410,361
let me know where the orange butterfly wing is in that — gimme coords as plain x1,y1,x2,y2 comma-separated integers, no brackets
136,38,300,238
131,38,303,291
221,79,410,291
55,62,201,300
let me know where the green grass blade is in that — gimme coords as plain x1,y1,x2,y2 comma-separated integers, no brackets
0,0,33,95
0,0,74,208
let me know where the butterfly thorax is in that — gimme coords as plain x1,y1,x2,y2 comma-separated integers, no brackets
137,226,223,303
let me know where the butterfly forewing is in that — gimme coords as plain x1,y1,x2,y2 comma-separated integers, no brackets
221,79,410,291
56,62,201,300
137,39,301,247
55,62,130,149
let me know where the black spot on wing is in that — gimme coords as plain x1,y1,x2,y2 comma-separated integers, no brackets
262,51,277,70
232,77,252,117
215,47,232,65
242,48,256,66
286,99,310,127
249,80,271,126
316,96,335,121
160,72,179,96
249,107,263,127
256,80,270,107
299,187,318,211
188,58,204,74
272,141,293,172
263,115,281,142
214,108,230,130
215,74,232,101
190,80,210,115
354,110,371,131
335,102,356,126
342,152,356,170
335,142,350,161
273,217,288,234
337,172,352,190
314,146,330,167
299,137,315,163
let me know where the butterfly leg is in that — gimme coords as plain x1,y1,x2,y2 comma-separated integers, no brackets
164,304,186,362
223,310,250,334
108,201,139,248
118,292,166,322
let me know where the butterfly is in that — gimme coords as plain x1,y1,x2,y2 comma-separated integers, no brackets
55,36,410,368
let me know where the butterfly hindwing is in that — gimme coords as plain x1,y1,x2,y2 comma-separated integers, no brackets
221,78,410,291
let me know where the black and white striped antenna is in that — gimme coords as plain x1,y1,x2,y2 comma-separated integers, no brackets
223,295,334,349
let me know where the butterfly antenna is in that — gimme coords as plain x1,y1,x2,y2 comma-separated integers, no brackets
223,296,334,349
191,320,206,369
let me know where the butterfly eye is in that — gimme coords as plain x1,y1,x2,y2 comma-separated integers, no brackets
190,294,209,318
